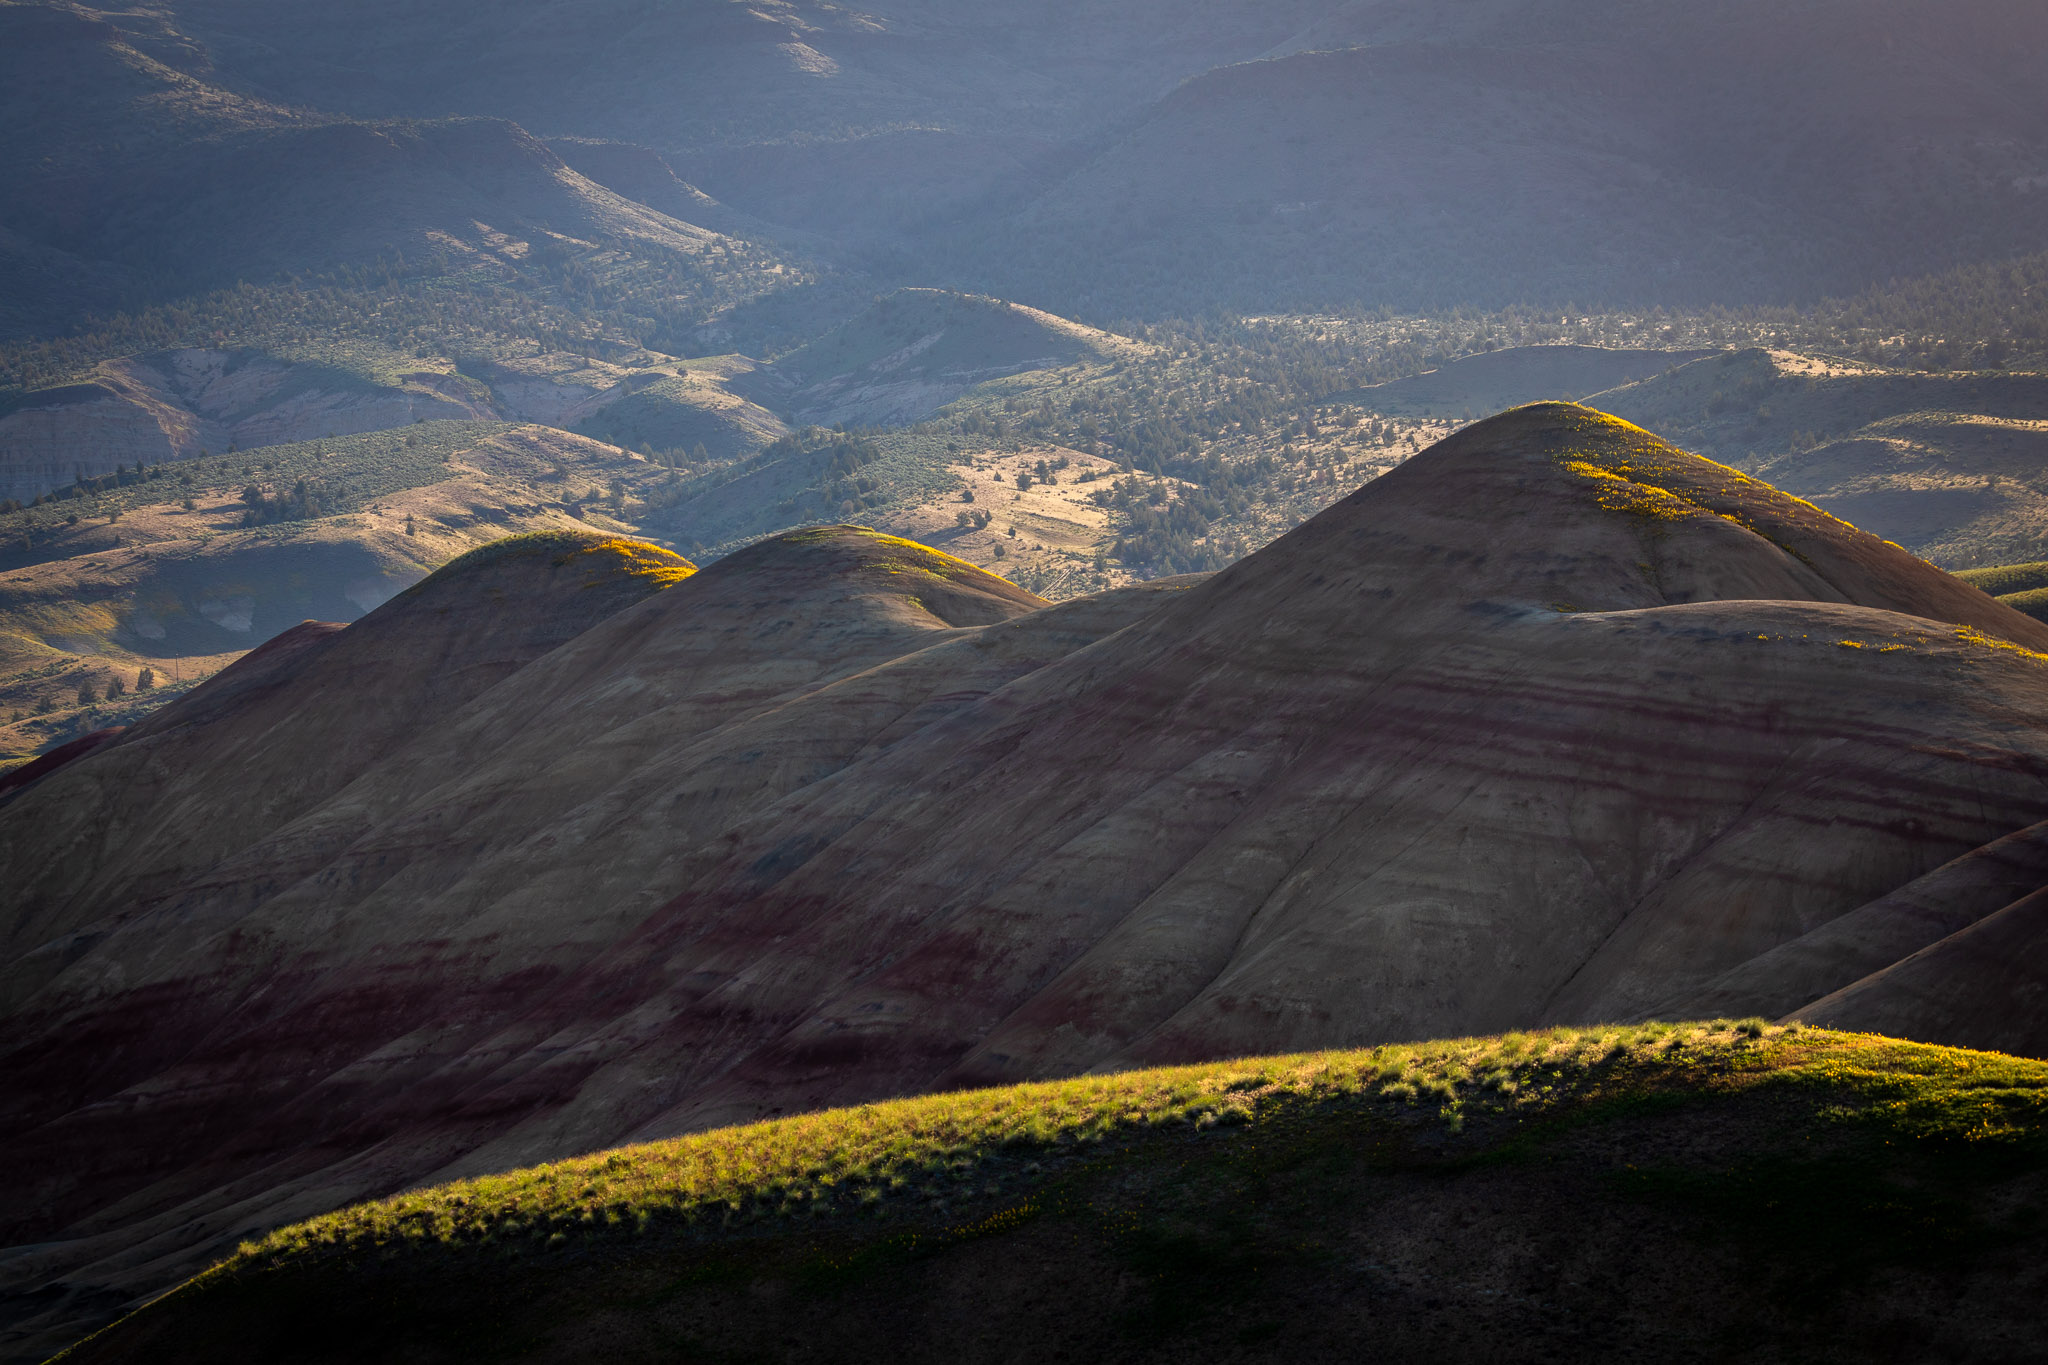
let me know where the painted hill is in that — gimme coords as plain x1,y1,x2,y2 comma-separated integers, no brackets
0,529,689,923
0,421,681,767
12,406,2048,1355
51,1025,2048,1363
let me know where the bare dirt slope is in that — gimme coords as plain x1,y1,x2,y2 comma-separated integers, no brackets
10,405,2048,1357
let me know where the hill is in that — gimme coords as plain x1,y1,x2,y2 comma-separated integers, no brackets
1955,561,2048,623
128,0,2048,320
743,289,1144,429
48,1025,2048,1363
0,345,788,508
1350,345,1722,419
12,406,2048,1354
0,2,795,338
0,421,680,766
143,0,1336,247
965,1,2048,315
1590,349,2048,567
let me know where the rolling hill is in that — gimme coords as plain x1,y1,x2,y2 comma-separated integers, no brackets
42,1025,2048,1363
741,288,1145,429
0,420,682,766
0,346,788,509
11,405,2048,1356
0,1,795,339
1590,349,2048,567
962,0,2048,314
1350,345,1722,419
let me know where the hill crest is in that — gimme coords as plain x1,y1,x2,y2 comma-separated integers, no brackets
12,413,2048,1358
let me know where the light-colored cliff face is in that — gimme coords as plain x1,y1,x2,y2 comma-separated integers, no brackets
8,406,2048,1360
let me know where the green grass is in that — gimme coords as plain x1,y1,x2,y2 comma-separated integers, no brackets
1950,562,2048,623
1956,560,2048,598
182,1022,2048,1280
55,1022,2048,1362
1993,585,2048,624
399,529,695,597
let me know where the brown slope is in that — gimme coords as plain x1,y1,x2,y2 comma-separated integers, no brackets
0,530,691,1004
1790,889,2048,1055
10,408,2048,1358
0,528,1065,1356
1646,818,2048,1024
584,405,2048,1111
0,726,124,799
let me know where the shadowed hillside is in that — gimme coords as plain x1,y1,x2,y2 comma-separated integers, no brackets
740,289,1143,428
965,0,2048,314
11,406,2048,1356
0,2,792,337
50,1026,2048,1364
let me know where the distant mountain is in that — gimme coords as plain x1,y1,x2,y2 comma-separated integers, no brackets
11,406,2048,1357
0,2,785,334
9,0,2048,329
979,2,2048,312
117,0,2048,316
148,0,1340,240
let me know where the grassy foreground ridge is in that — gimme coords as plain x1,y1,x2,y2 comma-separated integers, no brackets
61,1023,2048,1363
